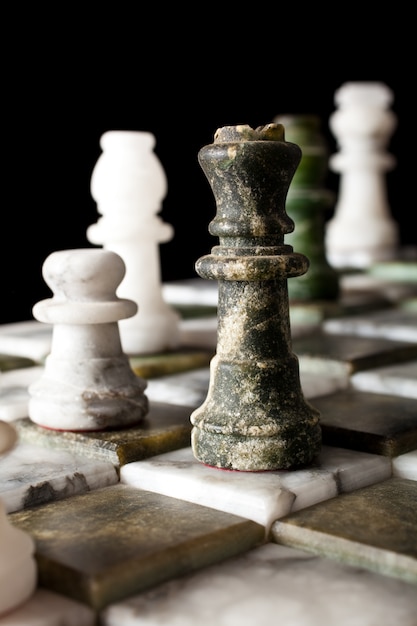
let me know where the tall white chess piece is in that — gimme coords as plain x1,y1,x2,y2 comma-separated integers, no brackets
325,82,399,269
88,131,181,354
0,421,37,615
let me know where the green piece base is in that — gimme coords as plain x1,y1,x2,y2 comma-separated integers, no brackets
191,425,322,472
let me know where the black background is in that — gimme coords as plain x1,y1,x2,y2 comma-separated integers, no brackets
3,12,411,323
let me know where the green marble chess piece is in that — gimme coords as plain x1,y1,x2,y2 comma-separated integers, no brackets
190,124,321,471
274,114,340,302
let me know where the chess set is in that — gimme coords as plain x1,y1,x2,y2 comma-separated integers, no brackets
0,82,416,625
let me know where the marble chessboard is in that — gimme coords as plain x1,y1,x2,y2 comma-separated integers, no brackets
0,268,416,625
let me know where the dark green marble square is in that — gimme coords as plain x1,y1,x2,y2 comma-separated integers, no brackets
129,348,213,378
0,353,36,371
14,401,194,466
293,331,417,375
314,388,417,456
271,477,417,584
10,483,264,611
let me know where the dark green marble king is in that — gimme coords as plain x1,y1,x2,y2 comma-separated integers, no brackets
190,124,321,471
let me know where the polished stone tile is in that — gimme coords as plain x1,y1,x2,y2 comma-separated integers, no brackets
323,307,417,343
145,367,210,408
350,359,417,399
314,388,417,456
0,588,95,625
368,258,417,284
271,477,417,584
178,316,218,350
14,400,194,465
293,331,417,381
0,366,43,421
101,543,417,626
129,349,213,379
340,272,417,303
0,321,51,361
392,449,417,480
0,354,36,372
0,441,118,513
162,278,218,307
9,484,264,611
120,445,391,533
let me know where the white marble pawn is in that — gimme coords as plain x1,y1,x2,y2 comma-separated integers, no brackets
325,82,399,269
88,131,181,355
0,420,37,616
28,249,149,431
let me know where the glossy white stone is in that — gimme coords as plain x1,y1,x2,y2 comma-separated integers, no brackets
88,130,180,354
120,445,391,533
323,308,417,343
0,366,43,421
0,441,119,513
351,360,417,399
0,421,37,617
392,450,417,480
325,82,399,269
101,543,417,626
28,249,149,431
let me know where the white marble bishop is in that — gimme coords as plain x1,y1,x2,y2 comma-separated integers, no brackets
88,130,181,355
28,249,149,431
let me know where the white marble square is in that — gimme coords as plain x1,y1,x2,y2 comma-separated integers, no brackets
120,445,391,533
177,316,218,350
0,321,52,361
162,278,218,306
0,588,95,625
323,308,417,343
101,542,417,626
392,449,417,481
350,360,417,399
0,441,119,513
340,272,417,303
0,366,44,421
146,367,210,407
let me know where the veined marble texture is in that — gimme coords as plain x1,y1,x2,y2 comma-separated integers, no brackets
323,307,417,343
0,366,43,421
0,321,51,361
120,445,391,534
392,449,417,480
101,542,417,626
350,360,417,399
340,271,417,303
0,441,118,513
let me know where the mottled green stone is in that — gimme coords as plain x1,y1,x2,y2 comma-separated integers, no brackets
368,260,417,284
15,401,194,466
10,484,264,610
314,388,417,456
191,124,321,471
129,348,213,379
271,477,417,584
274,114,340,302
0,353,36,371
294,331,417,375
